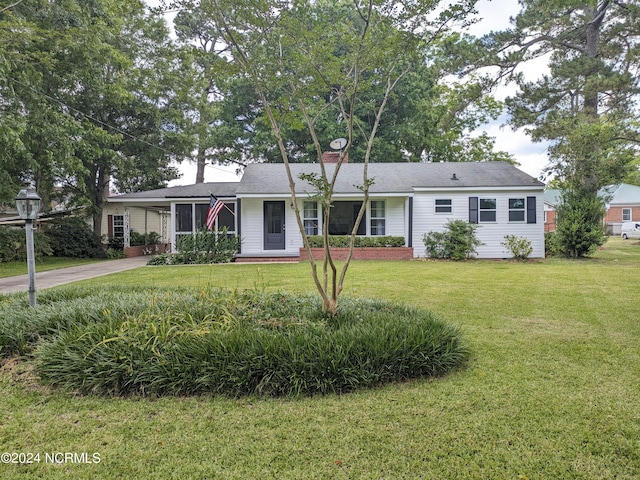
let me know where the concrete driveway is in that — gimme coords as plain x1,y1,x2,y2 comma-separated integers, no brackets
0,256,149,294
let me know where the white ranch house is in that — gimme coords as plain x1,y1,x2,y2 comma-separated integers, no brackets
104,161,546,259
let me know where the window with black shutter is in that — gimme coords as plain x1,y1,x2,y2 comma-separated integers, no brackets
527,196,537,224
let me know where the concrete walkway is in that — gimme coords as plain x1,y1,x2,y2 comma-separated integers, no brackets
0,256,149,294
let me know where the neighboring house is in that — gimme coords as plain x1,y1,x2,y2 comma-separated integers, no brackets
601,184,640,234
543,189,561,233
106,161,546,259
544,184,640,235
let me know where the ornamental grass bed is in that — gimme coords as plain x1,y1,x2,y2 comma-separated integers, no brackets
0,286,468,397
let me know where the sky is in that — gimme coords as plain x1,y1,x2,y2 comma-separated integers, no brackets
166,0,551,186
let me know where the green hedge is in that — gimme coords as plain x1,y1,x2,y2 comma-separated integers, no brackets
306,235,405,248
0,226,53,263
45,217,104,258
107,232,162,251
172,227,239,264
1,286,468,397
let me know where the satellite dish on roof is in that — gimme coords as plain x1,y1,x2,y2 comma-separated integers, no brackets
330,138,347,150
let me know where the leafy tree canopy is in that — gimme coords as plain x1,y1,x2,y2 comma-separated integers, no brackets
483,0,640,192
163,0,513,169
0,0,183,235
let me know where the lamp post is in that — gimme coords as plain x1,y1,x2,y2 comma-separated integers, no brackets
15,187,41,307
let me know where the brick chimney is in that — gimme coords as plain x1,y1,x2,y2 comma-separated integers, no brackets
321,151,348,163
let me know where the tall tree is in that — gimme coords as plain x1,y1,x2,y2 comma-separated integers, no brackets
54,1,184,236
173,9,225,183
162,0,512,174
0,0,76,208
491,0,640,192
481,1,640,257
171,8,260,182
170,0,479,313
1,0,182,235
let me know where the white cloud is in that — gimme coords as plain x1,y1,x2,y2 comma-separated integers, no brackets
482,122,550,178
466,0,520,36
168,161,241,186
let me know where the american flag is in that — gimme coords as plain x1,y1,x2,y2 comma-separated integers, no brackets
206,194,224,230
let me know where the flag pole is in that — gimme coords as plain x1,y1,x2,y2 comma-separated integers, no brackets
208,191,236,216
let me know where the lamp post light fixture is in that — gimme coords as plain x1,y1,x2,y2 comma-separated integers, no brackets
15,187,41,307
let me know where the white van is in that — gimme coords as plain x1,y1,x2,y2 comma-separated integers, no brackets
621,222,640,239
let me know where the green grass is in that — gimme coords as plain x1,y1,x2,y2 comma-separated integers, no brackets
1,236,639,478
0,257,104,278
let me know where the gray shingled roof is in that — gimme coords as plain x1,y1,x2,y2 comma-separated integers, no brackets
236,161,544,195
108,162,543,202
109,182,238,201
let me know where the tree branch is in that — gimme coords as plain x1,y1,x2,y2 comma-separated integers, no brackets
0,0,23,14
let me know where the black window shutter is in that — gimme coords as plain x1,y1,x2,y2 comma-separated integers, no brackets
469,197,478,224
527,196,537,224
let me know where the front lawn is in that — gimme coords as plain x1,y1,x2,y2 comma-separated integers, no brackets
1,237,639,479
0,257,104,279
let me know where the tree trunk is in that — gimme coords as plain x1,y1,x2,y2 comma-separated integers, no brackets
195,143,206,183
583,5,605,118
580,4,608,193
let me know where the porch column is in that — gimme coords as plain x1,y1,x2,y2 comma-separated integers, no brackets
170,203,177,253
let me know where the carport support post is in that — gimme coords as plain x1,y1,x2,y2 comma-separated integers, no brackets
124,208,130,248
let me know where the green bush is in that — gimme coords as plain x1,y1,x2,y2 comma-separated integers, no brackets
545,231,562,257
106,232,161,251
130,231,161,247
105,248,126,259
554,189,606,258
306,235,405,248
0,226,53,263
45,217,104,258
501,235,533,260
423,220,482,260
106,235,124,250
1,287,468,397
146,253,172,265
174,227,239,264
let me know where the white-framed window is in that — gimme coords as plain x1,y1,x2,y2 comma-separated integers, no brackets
479,198,497,222
303,201,319,235
622,208,631,222
112,214,124,238
175,201,236,236
435,199,452,213
370,200,386,235
509,198,526,222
